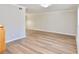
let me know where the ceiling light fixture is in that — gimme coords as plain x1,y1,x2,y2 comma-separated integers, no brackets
40,4,51,8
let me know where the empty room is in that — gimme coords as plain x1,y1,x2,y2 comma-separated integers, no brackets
0,4,79,54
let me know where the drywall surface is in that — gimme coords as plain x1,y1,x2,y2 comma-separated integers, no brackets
0,5,26,43
27,10,77,36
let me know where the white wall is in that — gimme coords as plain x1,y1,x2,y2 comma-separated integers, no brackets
0,5,26,43
27,10,77,36
76,7,79,53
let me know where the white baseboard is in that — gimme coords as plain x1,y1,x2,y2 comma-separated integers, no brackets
30,29,76,36
6,35,26,43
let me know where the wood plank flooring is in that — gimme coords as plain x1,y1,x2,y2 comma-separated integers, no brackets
4,30,77,54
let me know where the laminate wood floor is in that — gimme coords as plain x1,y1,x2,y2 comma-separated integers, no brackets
4,30,77,54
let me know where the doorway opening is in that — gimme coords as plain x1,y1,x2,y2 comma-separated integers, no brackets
25,4,78,54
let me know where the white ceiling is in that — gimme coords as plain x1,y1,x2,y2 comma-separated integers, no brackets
19,4,78,13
